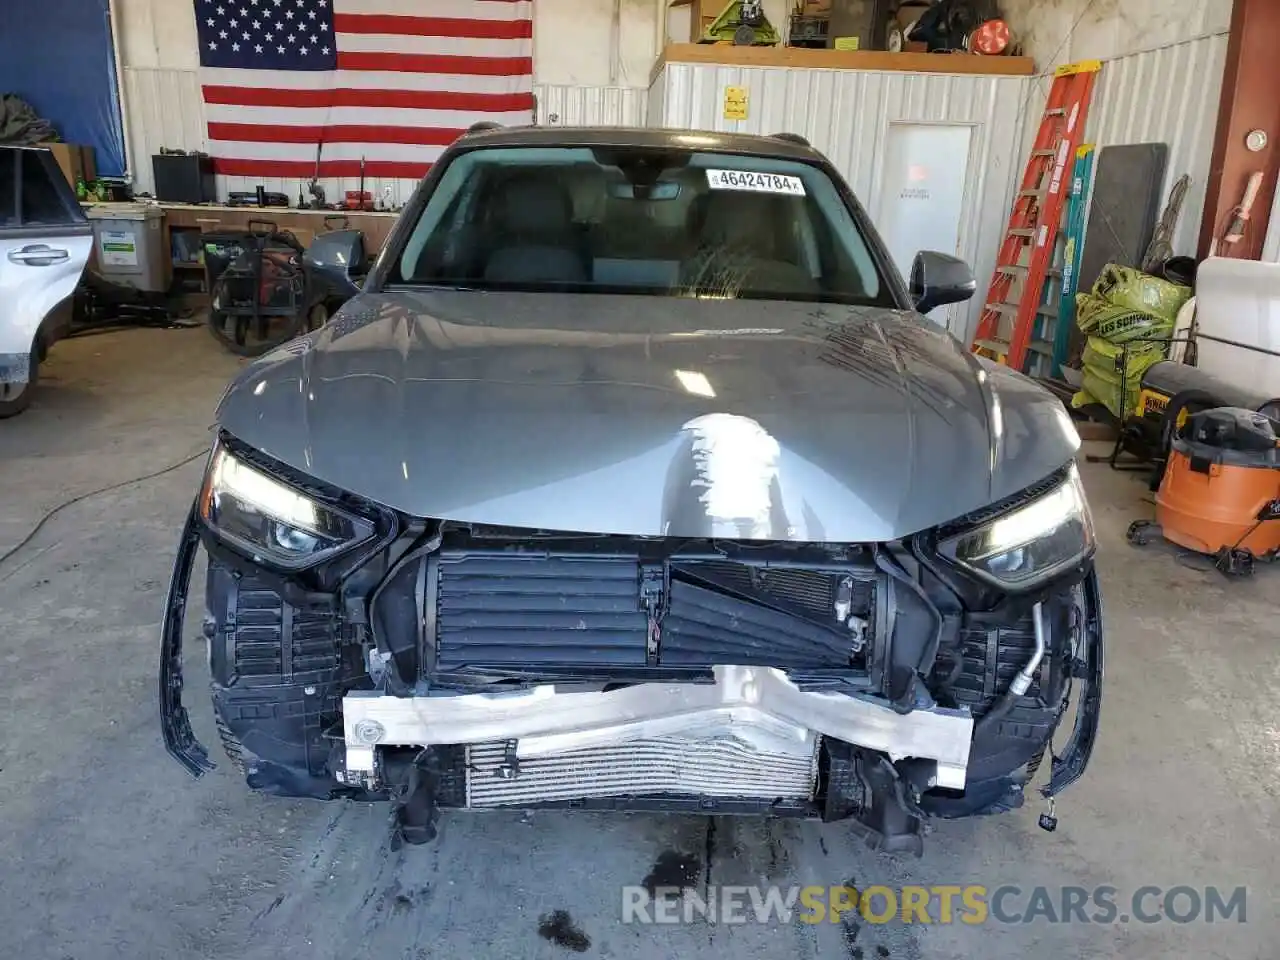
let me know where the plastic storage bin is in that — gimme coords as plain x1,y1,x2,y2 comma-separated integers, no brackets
84,203,171,293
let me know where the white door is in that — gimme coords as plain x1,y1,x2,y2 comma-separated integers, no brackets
876,123,973,327
0,146,93,416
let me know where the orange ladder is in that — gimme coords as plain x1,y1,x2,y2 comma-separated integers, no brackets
971,60,1101,372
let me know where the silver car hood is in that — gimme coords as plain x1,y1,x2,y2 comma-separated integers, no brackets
214,290,1080,542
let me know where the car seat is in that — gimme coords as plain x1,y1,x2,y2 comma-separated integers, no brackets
683,192,817,295
482,176,590,284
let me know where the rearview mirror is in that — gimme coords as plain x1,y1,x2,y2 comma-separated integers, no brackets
607,181,681,200
910,251,976,315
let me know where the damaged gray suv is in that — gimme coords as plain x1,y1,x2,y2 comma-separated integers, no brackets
161,126,1103,854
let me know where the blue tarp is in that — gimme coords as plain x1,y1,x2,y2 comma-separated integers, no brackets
0,0,127,177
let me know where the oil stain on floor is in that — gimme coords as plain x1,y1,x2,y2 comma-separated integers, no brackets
538,909,591,953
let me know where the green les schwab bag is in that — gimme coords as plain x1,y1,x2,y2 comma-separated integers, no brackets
1075,293,1176,343
1090,263,1192,324
1080,335,1166,378
1077,349,1163,419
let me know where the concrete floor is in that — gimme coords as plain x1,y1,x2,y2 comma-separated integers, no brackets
0,326,1276,960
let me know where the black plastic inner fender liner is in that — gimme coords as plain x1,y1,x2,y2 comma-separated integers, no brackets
205,559,375,801
1043,568,1104,798
920,567,1103,819
159,505,215,778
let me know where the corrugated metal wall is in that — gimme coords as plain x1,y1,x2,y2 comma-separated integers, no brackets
650,64,1029,339
120,67,206,192
1017,34,1229,264
1088,36,1228,259
535,84,648,128
120,73,649,206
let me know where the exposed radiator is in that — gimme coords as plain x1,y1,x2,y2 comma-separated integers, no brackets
465,736,820,807
660,579,862,669
672,560,865,620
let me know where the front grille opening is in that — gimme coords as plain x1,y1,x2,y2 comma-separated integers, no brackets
429,548,877,675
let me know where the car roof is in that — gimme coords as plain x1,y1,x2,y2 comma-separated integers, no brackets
455,125,827,163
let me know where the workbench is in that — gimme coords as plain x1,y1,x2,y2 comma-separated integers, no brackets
81,201,401,294
158,203,400,253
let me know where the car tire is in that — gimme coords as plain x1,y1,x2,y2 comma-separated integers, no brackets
0,355,37,419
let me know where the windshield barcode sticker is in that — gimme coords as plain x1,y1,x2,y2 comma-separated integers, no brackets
706,169,806,196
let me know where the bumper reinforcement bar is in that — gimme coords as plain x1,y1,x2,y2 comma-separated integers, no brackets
342,666,975,790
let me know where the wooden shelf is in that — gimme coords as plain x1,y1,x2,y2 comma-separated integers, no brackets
652,43,1035,82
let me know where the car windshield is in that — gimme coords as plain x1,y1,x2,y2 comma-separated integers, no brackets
391,145,893,306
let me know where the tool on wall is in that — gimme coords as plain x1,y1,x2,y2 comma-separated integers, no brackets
1211,170,1264,256
700,0,779,46
971,60,1101,372
307,140,327,210
345,156,373,211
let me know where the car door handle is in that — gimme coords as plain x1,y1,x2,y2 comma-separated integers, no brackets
8,245,70,266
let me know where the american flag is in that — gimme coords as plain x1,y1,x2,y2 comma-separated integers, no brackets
193,0,534,180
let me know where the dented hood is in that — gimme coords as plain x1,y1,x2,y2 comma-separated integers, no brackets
214,290,1080,541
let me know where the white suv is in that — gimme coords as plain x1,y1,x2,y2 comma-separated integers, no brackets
0,146,93,417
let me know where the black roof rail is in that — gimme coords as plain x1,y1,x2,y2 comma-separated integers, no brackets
466,121,504,135
769,132,811,147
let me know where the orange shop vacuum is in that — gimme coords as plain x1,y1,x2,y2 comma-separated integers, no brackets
1127,407,1280,577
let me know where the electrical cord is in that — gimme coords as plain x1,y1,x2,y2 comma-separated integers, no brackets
1142,174,1190,271
0,448,210,573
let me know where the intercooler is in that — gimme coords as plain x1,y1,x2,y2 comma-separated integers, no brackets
464,735,821,807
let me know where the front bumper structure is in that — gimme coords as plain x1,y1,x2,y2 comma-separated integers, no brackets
160,503,1105,852
341,665,975,791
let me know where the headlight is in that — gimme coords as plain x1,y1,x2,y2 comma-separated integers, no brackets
938,465,1094,589
198,443,374,569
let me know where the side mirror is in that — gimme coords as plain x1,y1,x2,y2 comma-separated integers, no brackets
910,250,976,315
305,229,366,298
